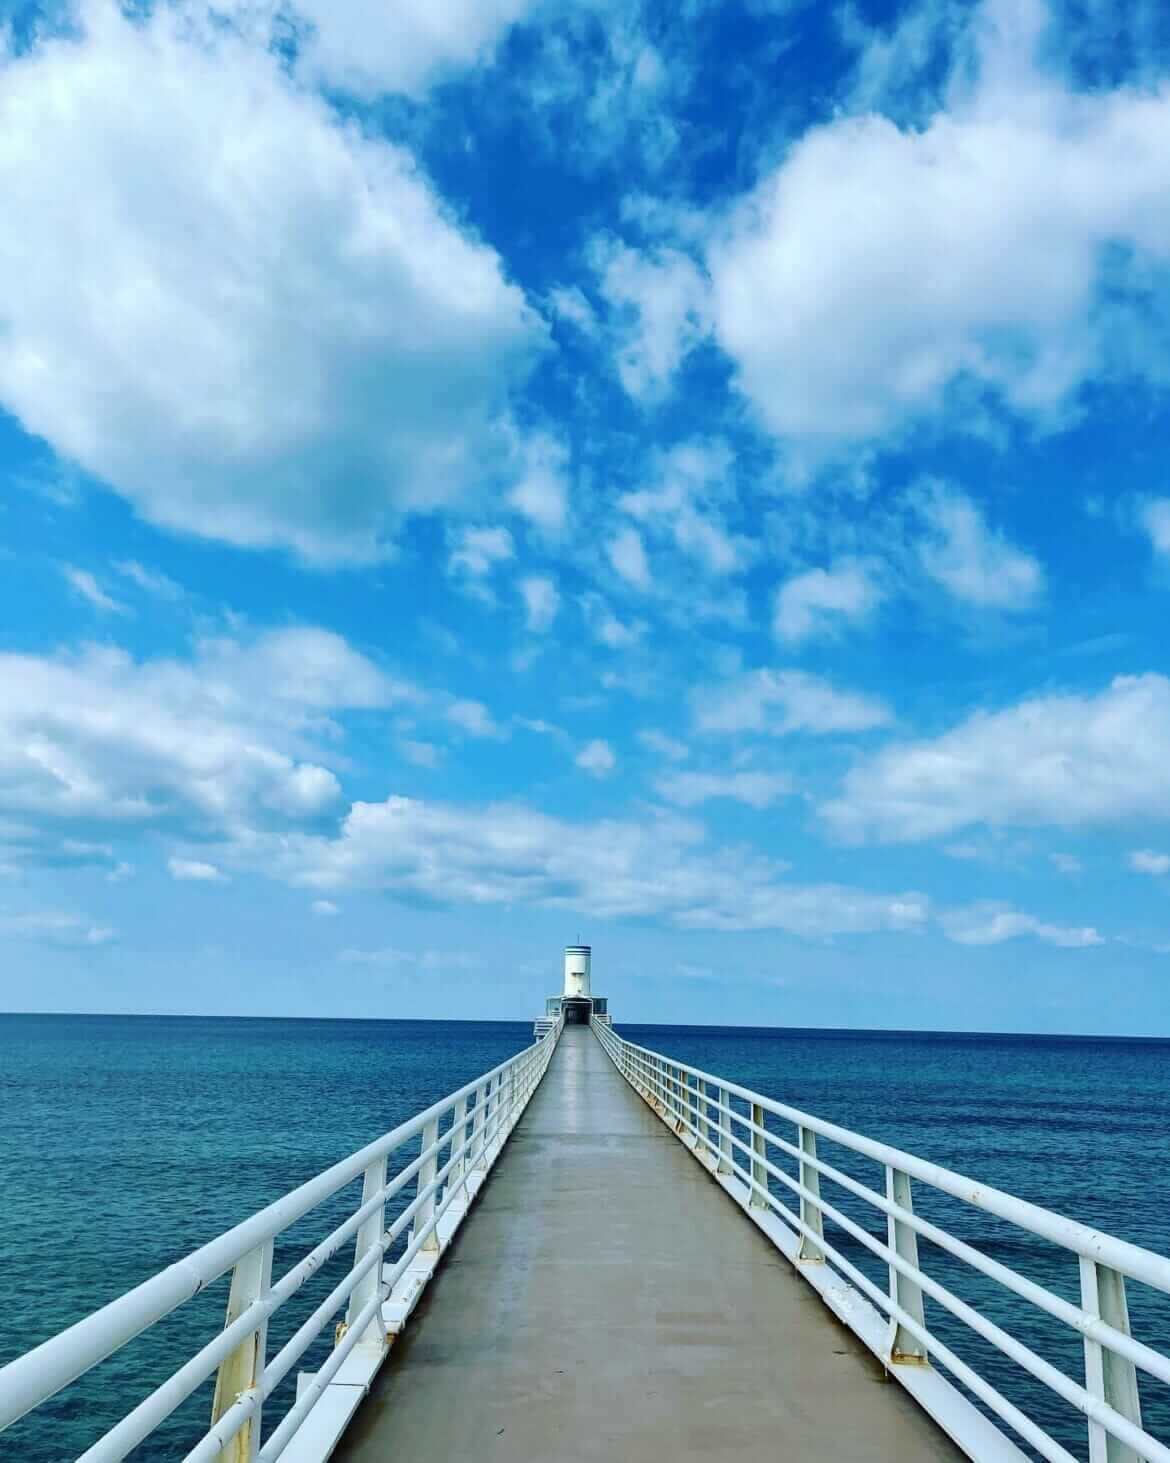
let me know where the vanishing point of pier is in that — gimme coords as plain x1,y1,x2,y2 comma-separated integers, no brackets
1,947,1168,1462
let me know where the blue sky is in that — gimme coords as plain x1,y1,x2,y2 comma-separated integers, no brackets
3,0,1170,1029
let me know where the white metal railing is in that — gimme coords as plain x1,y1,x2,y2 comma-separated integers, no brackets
0,1019,561,1463
592,1017,1170,1463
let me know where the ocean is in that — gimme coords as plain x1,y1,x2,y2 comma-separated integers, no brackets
2,1014,1168,1460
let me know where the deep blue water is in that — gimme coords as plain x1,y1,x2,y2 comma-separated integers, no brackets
2,1015,1169,1461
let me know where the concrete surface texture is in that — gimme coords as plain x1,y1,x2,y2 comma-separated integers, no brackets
332,1026,965,1462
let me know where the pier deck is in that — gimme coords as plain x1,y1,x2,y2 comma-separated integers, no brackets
333,1026,962,1462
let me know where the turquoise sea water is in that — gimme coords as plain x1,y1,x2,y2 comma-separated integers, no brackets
2,1014,1169,1460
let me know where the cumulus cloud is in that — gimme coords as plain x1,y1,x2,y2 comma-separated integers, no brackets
0,628,404,856
706,0,1170,446
519,575,560,633
592,238,710,400
168,857,225,882
773,560,882,643
825,673,1170,842
695,669,891,737
1129,849,1170,876
311,898,339,916
446,699,507,739
575,739,616,777
939,902,1103,948
267,792,929,937
447,526,515,586
506,433,569,535
655,769,791,809
915,485,1043,609
287,0,533,98
0,3,543,563
619,440,747,578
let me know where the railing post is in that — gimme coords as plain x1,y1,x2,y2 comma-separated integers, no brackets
210,1237,274,1462
694,1079,707,1157
1080,1258,1143,1463
470,1082,486,1171
416,1119,441,1252
717,1088,732,1175
886,1167,928,1364
749,1103,767,1207
675,1068,686,1133
343,1154,388,1353
796,1126,824,1263
450,1096,467,1192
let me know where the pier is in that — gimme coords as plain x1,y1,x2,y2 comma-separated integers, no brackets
331,1025,957,1462
2,1002,1170,1462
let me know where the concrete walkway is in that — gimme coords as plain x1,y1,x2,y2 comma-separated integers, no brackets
333,1026,964,1462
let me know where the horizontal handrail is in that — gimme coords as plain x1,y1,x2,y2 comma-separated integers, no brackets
0,1018,562,1461
593,1017,1169,1463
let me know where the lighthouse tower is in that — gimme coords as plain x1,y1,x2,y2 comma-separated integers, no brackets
534,945,610,1035
563,945,591,999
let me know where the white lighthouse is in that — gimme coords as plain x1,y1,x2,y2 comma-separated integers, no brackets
534,945,610,1035
563,945,590,999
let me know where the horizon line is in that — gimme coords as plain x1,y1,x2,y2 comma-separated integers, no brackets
3,1009,1170,1043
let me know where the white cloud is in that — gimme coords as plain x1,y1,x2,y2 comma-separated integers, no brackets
939,902,1103,949
825,673,1170,842
519,575,560,633
592,239,710,400
63,566,127,616
548,285,598,337
113,560,181,600
0,628,403,854
311,898,339,916
575,739,616,778
619,440,747,577
168,857,225,882
1051,852,1083,876
446,699,506,739
773,560,882,643
0,908,115,946
1139,498,1170,558
448,526,515,582
507,433,569,535
696,669,891,737
655,769,791,809
289,0,532,99
400,739,441,769
607,525,651,590
706,0,1170,446
268,792,929,937
638,728,690,761
1129,849,1170,876
915,486,1043,609
580,593,645,649
0,4,542,563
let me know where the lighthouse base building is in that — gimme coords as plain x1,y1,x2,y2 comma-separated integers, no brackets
534,945,610,1036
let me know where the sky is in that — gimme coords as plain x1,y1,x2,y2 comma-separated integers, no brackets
3,0,1170,1030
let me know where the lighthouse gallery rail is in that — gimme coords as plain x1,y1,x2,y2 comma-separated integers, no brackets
0,1022,561,1463
592,1016,1170,1463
